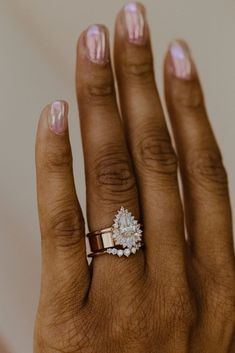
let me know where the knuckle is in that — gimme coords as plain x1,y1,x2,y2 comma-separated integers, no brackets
173,81,204,111
123,57,154,83
164,286,197,328
92,144,136,200
36,303,89,353
211,289,235,320
154,273,197,330
186,149,228,194
203,267,235,319
45,143,72,172
135,127,178,177
194,257,235,322
84,78,115,107
47,203,84,246
87,82,113,98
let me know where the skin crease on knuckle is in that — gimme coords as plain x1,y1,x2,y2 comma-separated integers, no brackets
90,145,137,203
170,79,205,113
85,80,115,107
44,143,73,173
123,59,155,84
78,65,116,107
135,131,178,176
121,42,155,84
184,149,229,196
45,204,85,248
34,4,235,353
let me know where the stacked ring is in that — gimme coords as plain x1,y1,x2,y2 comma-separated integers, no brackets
87,207,143,257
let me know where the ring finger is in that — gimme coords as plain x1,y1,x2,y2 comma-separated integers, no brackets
76,25,144,281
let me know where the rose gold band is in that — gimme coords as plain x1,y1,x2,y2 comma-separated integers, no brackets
87,225,144,257
87,227,115,253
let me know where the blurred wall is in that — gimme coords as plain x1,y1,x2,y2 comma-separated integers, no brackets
0,0,234,352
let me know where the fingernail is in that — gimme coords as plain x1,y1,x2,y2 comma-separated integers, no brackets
48,101,68,135
124,2,145,43
169,41,192,80
86,25,108,64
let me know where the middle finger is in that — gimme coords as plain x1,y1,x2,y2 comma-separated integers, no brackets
76,25,144,277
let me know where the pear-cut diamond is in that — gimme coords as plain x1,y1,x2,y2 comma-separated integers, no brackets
112,207,142,250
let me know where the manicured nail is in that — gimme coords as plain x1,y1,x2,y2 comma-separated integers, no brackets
169,41,192,79
124,2,145,43
48,101,68,135
86,25,108,64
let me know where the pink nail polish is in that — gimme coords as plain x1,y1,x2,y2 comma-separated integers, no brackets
124,2,145,43
86,25,108,64
169,41,192,80
48,101,68,135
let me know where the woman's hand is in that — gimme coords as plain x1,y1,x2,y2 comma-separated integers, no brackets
34,3,235,352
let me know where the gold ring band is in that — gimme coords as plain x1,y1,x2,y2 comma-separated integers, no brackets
87,228,115,252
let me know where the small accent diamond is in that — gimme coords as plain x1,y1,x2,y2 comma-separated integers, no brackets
124,248,131,257
117,249,124,257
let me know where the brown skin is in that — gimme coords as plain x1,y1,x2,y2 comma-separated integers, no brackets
34,3,235,353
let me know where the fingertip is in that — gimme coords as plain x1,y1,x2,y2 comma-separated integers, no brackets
38,100,69,137
116,1,147,22
76,24,110,66
115,1,149,46
76,25,116,111
164,40,206,121
36,100,71,173
169,39,191,52
165,39,197,81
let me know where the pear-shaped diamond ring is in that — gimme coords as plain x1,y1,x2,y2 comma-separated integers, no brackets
87,207,143,257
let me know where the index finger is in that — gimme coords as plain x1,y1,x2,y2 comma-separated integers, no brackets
35,101,90,313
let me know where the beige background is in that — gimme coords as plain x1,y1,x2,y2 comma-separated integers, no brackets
0,0,234,352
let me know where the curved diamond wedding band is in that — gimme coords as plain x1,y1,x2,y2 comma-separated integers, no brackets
87,207,143,257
